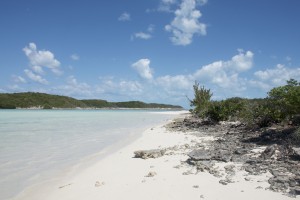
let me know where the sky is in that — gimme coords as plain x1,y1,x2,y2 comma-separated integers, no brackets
0,0,300,108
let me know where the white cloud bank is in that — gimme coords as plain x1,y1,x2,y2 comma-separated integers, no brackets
165,0,207,45
251,64,300,91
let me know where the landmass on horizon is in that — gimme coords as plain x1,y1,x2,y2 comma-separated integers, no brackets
0,92,183,110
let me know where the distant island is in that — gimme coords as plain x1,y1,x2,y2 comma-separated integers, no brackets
0,92,183,110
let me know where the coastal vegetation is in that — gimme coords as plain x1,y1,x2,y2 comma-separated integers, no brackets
190,79,300,127
0,92,183,109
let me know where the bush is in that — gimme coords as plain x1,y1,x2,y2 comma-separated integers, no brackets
267,79,300,121
206,98,246,122
189,79,300,126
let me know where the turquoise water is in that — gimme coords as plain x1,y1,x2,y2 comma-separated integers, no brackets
0,110,176,200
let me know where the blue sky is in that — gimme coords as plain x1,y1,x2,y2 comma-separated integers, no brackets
0,0,299,108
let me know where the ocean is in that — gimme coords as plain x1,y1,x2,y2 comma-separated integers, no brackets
0,110,178,200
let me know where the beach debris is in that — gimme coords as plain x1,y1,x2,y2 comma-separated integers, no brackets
134,149,166,159
145,171,157,177
58,183,72,189
95,181,105,187
244,177,251,181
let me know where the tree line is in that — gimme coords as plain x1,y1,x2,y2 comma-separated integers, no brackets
0,92,183,109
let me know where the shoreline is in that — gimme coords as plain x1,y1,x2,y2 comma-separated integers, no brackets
13,112,298,200
12,111,188,200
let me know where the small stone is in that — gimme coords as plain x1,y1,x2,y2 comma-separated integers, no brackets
145,171,157,177
95,181,105,187
200,195,205,198
193,185,199,188
256,186,263,189
244,177,251,181
182,171,194,175
134,149,166,159
219,180,228,185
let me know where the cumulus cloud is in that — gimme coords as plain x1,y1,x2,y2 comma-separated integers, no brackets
132,59,154,80
24,69,49,85
118,12,131,21
165,0,207,45
253,64,300,90
194,50,254,88
23,43,62,75
153,50,253,100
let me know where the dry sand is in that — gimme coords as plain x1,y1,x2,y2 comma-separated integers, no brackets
15,112,297,200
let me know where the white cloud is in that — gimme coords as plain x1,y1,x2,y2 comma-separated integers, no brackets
134,32,152,40
119,81,143,93
153,50,253,100
132,59,154,80
12,75,27,84
158,0,177,12
96,76,143,99
230,50,254,71
31,65,44,74
24,69,49,85
165,0,207,45
118,12,131,21
23,43,62,75
54,76,92,97
196,0,208,6
253,64,300,90
132,25,154,40
156,75,192,90
194,50,253,88
71,54,79,61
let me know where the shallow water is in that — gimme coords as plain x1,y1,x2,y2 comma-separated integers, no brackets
0,110,176,200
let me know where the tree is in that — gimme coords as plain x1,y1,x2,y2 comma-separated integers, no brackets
267,79,300,121
189,81,213,117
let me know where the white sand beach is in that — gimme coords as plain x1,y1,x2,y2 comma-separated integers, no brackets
14,112,297,200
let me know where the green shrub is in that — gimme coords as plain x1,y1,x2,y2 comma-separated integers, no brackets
267,79,300,121
189,81,212,117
